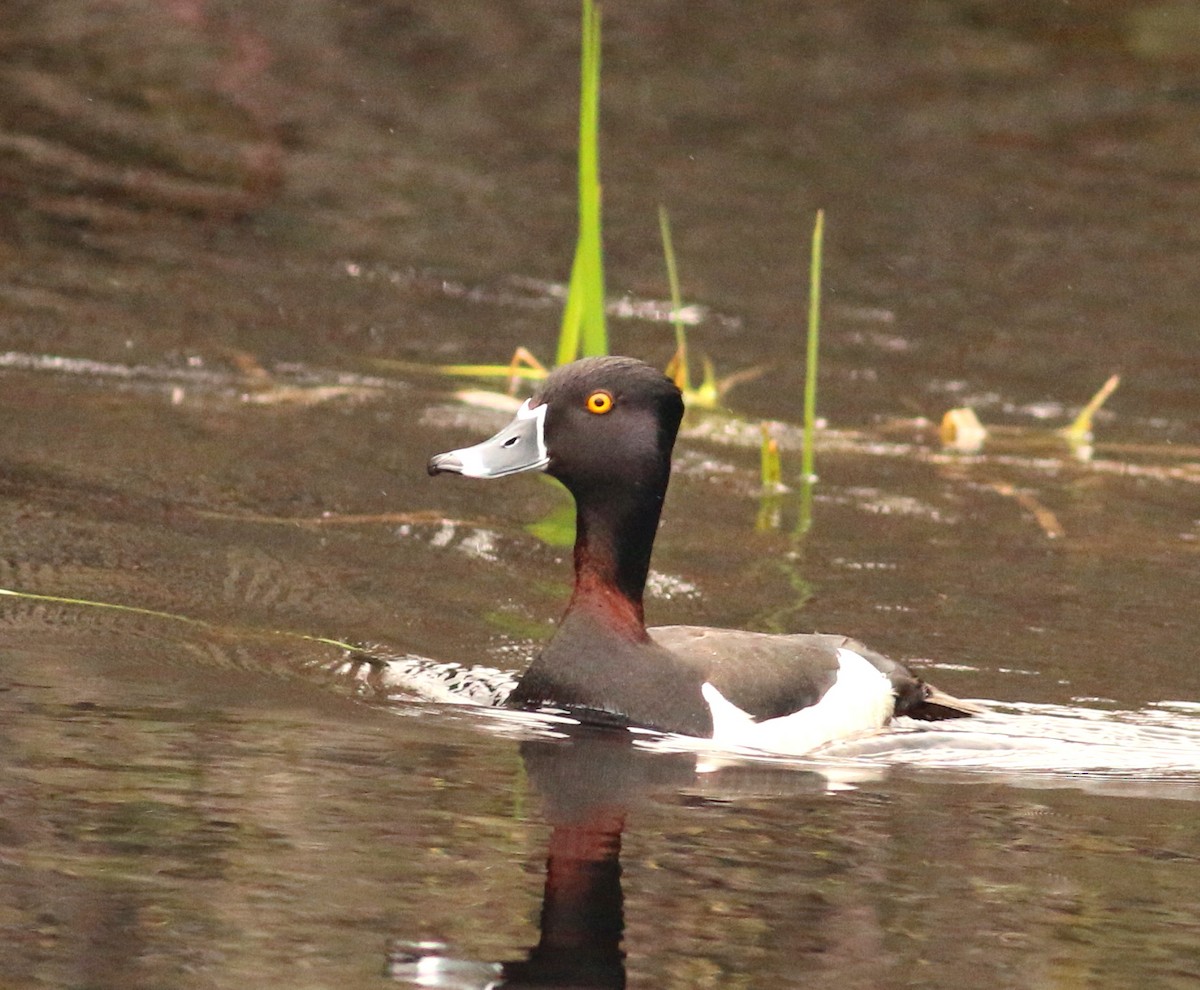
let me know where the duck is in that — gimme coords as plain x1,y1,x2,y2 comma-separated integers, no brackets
428,355,979,755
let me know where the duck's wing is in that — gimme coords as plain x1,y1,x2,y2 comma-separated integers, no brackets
648,625,849,721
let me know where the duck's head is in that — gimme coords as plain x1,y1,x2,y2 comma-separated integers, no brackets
428,356,684,497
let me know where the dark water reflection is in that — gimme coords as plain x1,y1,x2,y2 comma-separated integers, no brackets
3,1,1200,987
4,659,1200,989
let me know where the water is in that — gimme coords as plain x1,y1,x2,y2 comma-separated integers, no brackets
2,2,1199,987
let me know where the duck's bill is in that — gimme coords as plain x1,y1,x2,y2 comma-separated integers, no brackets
427,400,549,479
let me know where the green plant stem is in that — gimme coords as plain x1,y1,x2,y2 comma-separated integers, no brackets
0,586,358,652
558,0,607,363
802,209,823,484
658,204,690,391
1062,373,1121,441
797,208,824,535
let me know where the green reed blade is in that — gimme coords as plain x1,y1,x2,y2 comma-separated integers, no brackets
557,0,607,363
0,586,360,652
556,250,586,365
796,209,824,536
1061,373,1121,442
760,422,782,490
802,209,823,485
658,204,690,391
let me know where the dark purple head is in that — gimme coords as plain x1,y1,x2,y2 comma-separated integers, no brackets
428,356,684,500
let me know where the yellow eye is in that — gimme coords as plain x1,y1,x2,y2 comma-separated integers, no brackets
585,390,614,415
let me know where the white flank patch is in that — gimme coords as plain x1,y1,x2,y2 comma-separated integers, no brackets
702,647,895,756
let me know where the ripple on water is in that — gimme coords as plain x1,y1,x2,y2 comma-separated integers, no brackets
376,675,1200,802
815,701,1200,795
341,652,1200,797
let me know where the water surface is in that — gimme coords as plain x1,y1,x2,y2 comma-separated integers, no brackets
2,2,1198,987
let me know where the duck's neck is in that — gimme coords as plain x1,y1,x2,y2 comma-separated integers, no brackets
565,479,667,639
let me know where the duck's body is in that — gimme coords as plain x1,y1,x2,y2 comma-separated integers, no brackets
429,356,978,755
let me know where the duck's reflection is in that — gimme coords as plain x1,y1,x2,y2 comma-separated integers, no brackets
389,727,697,989
388,727,839,989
